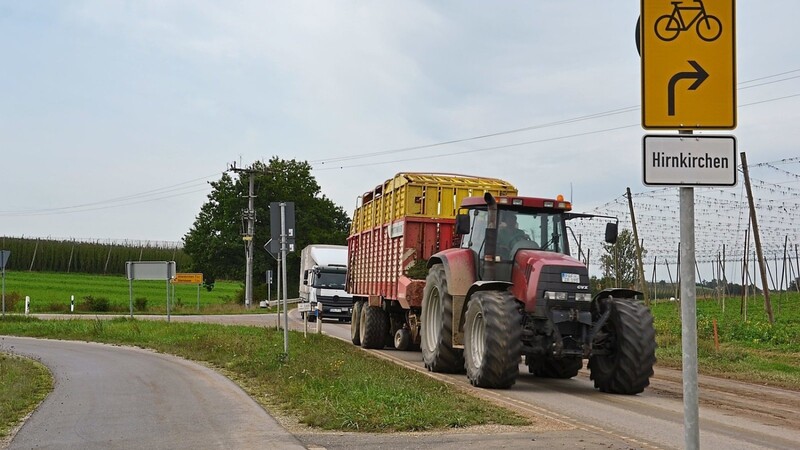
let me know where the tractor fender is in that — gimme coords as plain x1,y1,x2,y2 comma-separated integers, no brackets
462,281,514,330
427,248,476,297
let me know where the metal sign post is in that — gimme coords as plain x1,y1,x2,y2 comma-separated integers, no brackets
281,202,289,356
640,1,737,446
680,184,699,449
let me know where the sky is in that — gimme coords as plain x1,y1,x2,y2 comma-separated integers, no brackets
2,1,799,283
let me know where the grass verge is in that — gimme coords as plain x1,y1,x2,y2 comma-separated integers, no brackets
0,353,52,440
0,316,528,432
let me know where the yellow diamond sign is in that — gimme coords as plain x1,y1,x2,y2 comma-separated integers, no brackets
641,0,736,129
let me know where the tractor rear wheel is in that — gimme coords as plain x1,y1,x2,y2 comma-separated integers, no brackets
589,298,656,394
350,300,364,345
421,265,464,373
360,304,388,349
527,356,582,379
464,290,522,388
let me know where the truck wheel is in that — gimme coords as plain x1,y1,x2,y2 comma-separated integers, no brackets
421,265,464,373
360,304,388,349
394,328,411,351
464,290,522,388
527,356,582,379
589,299,656,395
351,301,364,345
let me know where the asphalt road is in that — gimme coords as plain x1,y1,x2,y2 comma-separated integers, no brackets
1,336,305,450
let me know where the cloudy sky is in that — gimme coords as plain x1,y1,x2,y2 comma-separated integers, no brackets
1,0,798,263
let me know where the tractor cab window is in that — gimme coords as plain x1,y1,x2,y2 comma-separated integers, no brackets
462,209,487,260
503,210,570,257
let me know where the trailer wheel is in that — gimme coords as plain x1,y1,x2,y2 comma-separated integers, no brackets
589,298,656,395
527,356,582,379
421,265,464,373
351,300,364,345
360,304,388,349
394,328,411,351
464,290,522,388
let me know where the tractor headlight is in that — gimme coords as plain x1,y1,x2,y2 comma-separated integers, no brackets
544,291,567,300
575,293,592,302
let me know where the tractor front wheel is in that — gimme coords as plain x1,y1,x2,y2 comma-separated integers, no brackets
464,290,522,388
589,298,656,395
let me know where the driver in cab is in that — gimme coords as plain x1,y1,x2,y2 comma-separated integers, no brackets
497,211,530,259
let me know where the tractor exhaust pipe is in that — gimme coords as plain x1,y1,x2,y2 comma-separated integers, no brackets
483,192,498,280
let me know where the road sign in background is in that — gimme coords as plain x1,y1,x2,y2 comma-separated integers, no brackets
641,0,736,129
172,273,203,284
643,134,737,186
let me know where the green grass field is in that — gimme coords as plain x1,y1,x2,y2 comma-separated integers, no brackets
652,292,800,388
0,271,246,314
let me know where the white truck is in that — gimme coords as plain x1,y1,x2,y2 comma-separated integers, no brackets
299,244,354,322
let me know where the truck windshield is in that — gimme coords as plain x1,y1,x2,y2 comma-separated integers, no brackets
312,271,346,289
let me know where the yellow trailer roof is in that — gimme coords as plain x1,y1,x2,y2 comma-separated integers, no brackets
350,173,517,234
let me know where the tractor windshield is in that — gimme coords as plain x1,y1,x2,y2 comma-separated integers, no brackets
464,208,570,260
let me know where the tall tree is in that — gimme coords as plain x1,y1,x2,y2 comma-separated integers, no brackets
183,158,351,297
600,229,646,289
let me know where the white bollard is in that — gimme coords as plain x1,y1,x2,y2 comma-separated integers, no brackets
25,296,30,315
70,295,74,313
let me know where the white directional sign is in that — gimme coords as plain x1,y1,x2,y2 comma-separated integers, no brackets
643,134,737,186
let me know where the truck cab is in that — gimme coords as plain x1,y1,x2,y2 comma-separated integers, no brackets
299,245,354,322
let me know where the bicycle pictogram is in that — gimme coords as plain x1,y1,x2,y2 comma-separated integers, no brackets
654,0,722,42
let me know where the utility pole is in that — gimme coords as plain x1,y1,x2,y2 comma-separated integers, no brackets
740,152,774,324
230,162,258,309
627,187,649,304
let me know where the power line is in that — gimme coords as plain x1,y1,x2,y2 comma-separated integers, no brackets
309,68,800,168
313,91,800,171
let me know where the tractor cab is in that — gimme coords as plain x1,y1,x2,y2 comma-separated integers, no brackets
455,194,618,282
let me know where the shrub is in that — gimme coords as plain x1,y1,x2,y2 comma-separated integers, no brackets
134,297,148,311
80,295,110,312
1,291,21,312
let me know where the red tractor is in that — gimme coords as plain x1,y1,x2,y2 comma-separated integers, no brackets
421,193,656,394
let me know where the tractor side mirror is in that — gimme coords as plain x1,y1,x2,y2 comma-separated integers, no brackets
302,269,309,285
605,222,618,244
455,214,471,235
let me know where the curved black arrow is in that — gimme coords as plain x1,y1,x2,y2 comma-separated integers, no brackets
668,60,709,116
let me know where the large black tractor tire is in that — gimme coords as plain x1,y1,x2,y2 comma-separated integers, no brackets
421,265,465,373
359,304,388,349
528,356,583,379
350,300,364,345
464,290,522,388
589,299,656,395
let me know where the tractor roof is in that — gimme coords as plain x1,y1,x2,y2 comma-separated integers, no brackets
460,195,572,212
